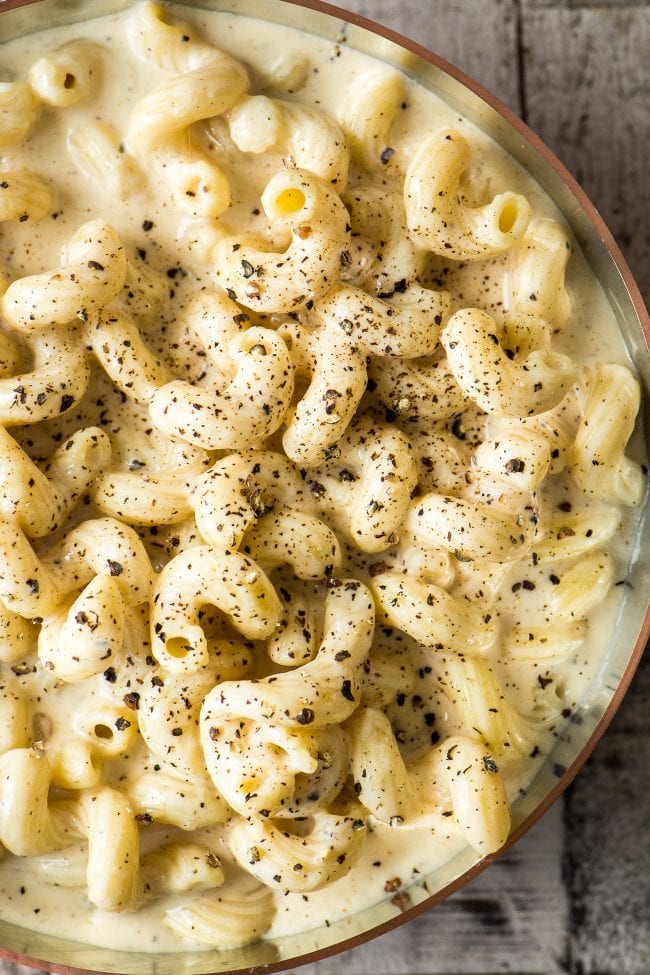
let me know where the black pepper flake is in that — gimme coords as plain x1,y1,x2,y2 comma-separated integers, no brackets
135,812,154,825
123,691,140,710
483,756,499,773
103,667,117,683
142,219,154,232
209,726,219,741
171,727,183,736
549,573,561,585
115,716,131,731
341,679,355,702
26,578,39,594
334,649,351,661
296,707,315,725
504,458,525,474
88,260,105,271
522,580,535,591
369,561,387,578
240,259,255,278
538,675,553,689
107,559,124,576
380,146,395,164
553,763,566,778
59,394,74,413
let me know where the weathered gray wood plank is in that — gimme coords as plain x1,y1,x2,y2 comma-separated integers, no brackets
564,656,650,975
335,0,521,112
522,4,650,301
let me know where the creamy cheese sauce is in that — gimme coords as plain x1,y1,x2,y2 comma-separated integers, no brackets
0,1,644,954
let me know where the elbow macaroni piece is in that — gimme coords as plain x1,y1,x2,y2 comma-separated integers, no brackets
405,128,531,260
0,170,54,223
336,64,404,171
165,882,275,948
441,308,577,416
569,364,645,506
0,82,38,147
28,42,99,108
228,94,349,187
127,2,249,219
511,217,572,325
214,169,351,313
151,547,282,672
68,122,144,198
230,811,366,892
1,220,127,331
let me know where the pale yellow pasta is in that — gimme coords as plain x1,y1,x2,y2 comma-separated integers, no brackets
49,739,102,791
348,706,415,824
439,735,511,855
127,2,249,218
0,82,38,147
86,308,173,407
28,41,98,108
441,656,534,763
192,449,311,550
43,517,153,606
142,841,224,895
0,603,33,663
405,492,535,563
371,571,496,655
441,308,577,416
511,217,572,325
128,771,229,831
0,748,75,856
241,508,341,580
0,426,110,539
0,169,53,222
77,787,143,911
569,364,645,505
1,220,127,331
550,550,615,620
0,327,91,425
165,883,275,948
405,128,531,260
531,507,620,564
230,811,366,892
138,669,215,777
312,283,449,358
0,680,30,754
73,701,139,759
313,415,418,553
278,317,367,465
504,620,587,662
228,94,348,186
214,169,350,313
37,575,125,683
368,355,467,424
336,64,404,171
150,325,294,450
342,183,423,295
151,548,281,672
68,121,144,197
200,583,372,817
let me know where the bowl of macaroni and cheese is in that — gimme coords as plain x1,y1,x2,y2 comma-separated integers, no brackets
0,0,648,972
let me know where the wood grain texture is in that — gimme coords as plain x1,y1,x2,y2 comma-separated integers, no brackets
522,4,650,300
331,0,521,111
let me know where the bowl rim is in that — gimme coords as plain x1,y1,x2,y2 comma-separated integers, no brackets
0,0,648,973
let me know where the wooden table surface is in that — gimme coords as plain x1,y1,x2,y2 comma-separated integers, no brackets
1,1,649,974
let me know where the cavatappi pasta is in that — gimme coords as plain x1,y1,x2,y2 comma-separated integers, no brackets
0,0,645,954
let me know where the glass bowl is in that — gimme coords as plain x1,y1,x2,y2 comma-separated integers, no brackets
0,1,648,973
